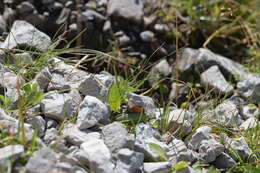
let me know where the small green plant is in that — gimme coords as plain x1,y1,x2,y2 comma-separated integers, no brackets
148,143,168,162
172,161,189,171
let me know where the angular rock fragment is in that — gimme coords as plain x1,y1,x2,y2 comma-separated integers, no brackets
213,101,243,126
188,126,211,150
127,92,157,118
134,123,169,161
200,65,233,94
175,48,199,73
237,74,260,103
195,48,248,80
76,95,110,130
25,147,58,173
198,139,225,163
62,123,101,146
241,104,259,119
213,152,236,169
102,122,134,154
41,91,75,121
3,20,51,52
114,148,144,173
80,138,115,173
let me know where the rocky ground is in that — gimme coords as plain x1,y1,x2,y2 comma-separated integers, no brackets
0,0,259,173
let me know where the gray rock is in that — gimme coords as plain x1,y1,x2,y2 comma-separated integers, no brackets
102,122,134,154
44,128,58,145
237,74,260,103
0,15,6,35
107,0,144,24
213,152,236,169
140,31,155,42
46,118,58,128
143,162,171,173
25,147,58,173
48,59,88,91
0,65,25,103
213,101,243,126
226,137,253,161
198,139,225,163
175,48,199,73
149,59,171,84
62,123,101,146
169,83,190,101
167,109,194,138
188,126,211,150
0,145,24,168
76,95,110,130
128,92,157,118
80,138,115,173
200,65,233,94
3,20,51,52
114,148,144,173
35,67,52,91
26,115,46,137
134,123,169,161
241,104,259,119
79,75,108,101
240,117,258,130
167,137,197,164
0,119,34,141
41,91,74,121
195,48,248,80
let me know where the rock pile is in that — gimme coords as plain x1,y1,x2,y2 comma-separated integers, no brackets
0,1,259,173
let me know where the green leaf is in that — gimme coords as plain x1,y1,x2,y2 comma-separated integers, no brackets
148,143,167,161
172,161,189,171
108,82,122,112
242,165,260,173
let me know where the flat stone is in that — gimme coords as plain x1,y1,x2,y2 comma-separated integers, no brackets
201,65,233,94
62,123,101,146
76,95,110,130
240,117,258,130
143,162,172,173
0,145,24,168
3,20,51,52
